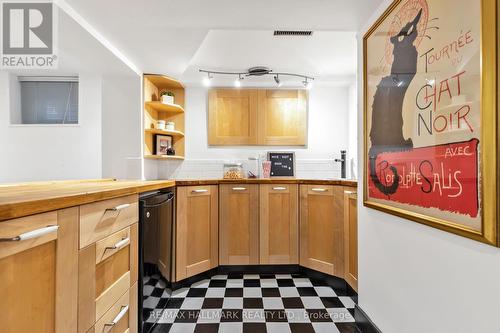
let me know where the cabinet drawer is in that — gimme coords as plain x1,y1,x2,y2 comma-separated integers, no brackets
80,195,138,249
93,282,137,333
0,211,58,259
79,224,138,333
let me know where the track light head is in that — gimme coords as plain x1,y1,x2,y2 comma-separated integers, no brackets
202,72,213,87
274,75,282,87
234,74,244,88
303,78,312,89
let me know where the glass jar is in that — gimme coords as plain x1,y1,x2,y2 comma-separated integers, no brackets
223,163,244,179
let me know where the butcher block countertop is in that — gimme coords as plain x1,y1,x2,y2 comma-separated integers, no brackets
0,177,357,222
0,179,175,222
175,178,358,187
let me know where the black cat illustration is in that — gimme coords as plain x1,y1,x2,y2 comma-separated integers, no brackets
369,9,422,195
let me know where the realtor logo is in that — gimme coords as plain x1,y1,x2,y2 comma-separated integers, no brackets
1,1,57,68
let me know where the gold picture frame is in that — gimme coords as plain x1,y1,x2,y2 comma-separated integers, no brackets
363,0,498,246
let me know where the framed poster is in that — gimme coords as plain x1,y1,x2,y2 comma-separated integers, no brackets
363,0,498,245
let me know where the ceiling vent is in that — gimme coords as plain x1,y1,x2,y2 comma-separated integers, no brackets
273,30,313,36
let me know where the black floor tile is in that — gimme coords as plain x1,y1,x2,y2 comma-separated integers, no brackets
186,288,207,297
282,297,304,309
320,297,344,308
166,298,184,309
297,287,318,296
243,297,264,308
243,322,267,333
193,323,219,333
243,279,261,287
208,279,226,288
290,323,316,333
262,288,280,297
227,273,244,279
225,288,244,297
202,298,224,309
277,279,295,287
150,323,172,333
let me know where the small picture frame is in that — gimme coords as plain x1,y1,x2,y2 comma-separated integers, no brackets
154,134,172,155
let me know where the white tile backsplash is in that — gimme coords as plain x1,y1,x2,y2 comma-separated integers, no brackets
156,159,342,180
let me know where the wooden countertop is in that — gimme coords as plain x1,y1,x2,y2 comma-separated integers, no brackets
0,179,175,222
175,178,358,187
0,177,357,222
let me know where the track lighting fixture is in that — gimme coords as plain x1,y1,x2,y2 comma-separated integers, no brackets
234,74,244,88
202,72,213,87
199,67,313,88
274,75,282,87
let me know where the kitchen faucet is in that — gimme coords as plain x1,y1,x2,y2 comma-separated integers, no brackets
334,150,347,179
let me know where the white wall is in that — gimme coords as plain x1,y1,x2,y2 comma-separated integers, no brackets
0,72,102,183
357,2,500,332
101,74,143,180
184,85,350,160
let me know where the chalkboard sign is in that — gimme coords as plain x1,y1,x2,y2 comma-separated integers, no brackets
268,152,295,177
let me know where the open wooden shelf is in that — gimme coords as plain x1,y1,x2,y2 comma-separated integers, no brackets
144,155,185,160
144,74,186,160
145,128,185,138
145,101,184,114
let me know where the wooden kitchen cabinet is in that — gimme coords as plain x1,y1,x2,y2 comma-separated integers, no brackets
0,208,79,333
344,190,358,291
259,184,299,264
208,89,258,145
208,88,307,146
176,186,219,280
299,185,345,277
219,184,259,265
257,89,307,145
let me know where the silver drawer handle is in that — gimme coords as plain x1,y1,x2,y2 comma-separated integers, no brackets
104,305,129,327
311,188,328,192
106,203,130,212
0,225,59,242
344,191,357,195
272,186,287,191
105,237,130,251
232,187,247,191
192,189,208,193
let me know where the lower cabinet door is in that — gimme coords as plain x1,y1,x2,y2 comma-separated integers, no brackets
299,185,345,277
176,186,219,281
259,184,299,264
344,190,358,291
219,184,259,265
0,209,79,333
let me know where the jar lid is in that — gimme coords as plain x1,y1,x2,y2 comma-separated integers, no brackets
224,163,242,167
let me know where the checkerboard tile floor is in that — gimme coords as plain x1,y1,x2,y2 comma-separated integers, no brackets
143,273,361,333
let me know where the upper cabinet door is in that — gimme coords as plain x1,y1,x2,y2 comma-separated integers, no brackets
208,89,258,145
257,89,307,146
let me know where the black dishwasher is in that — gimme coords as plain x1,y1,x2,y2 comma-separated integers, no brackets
138,190,174,333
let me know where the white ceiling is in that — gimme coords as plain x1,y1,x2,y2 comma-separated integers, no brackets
63,0,383,82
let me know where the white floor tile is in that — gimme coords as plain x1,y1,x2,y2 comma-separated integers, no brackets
222,297,243,309
300,296,325,309
180,297,204,309
218,322,243,333
191,279,210,288
168,323,196,333
260,279,278,287
266,322,292,333
314,286,337,297
279,287,300,297
243,287,262,298
205,288,226,298
339,296,356,309
262,297,284,309
312,322,341,333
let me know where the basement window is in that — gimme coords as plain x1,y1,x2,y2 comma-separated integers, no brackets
12,76,79,125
